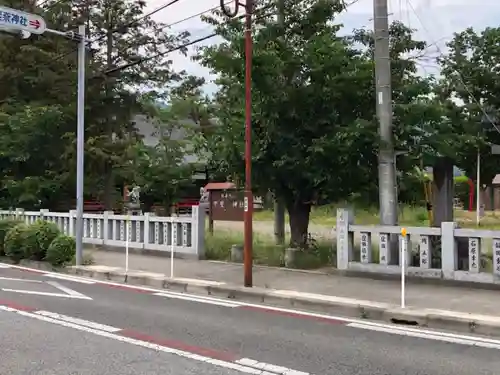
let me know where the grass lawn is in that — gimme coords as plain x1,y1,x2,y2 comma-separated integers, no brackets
254,203,500,229
205,204,500,270
205,229,334,269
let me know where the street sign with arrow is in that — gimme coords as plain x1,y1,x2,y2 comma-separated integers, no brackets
0,6,46,35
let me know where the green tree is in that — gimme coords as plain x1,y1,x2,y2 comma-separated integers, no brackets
123,122,195,212
0,105,69,208
62,0,191,208
0,0,78,108
197,0,433,247
0,0,193,210
0,1,80,209
437,27,500,188
354,22,482,224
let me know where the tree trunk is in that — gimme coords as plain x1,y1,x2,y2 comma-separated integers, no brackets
287,199,311,249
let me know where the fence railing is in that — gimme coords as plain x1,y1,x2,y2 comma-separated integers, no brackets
336,208,500,284
0,207,205,259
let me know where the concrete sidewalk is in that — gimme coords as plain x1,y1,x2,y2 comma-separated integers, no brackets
86,249,500,317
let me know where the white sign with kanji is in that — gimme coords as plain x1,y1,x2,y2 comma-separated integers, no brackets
0,6,46,35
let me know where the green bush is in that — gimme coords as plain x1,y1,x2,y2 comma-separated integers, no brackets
45,234,76,267
0,219,22,256
4,223,29,263
23,220,61,260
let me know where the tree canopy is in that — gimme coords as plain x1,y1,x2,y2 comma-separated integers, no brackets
196,0,473,245
0,0,499,246
0,0,196,210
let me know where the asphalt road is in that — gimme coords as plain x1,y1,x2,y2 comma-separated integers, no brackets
0,312,243,375
1,266,500,375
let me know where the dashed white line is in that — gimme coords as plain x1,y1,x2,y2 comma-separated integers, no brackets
237,358,310,374
35,311,121,333
153,291,243,308
6,261,500,353
346,322,500,349
0,305,294,374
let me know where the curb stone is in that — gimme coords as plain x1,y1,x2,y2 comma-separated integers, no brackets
5,259,500,338
66,266,388,320
59,265,500,338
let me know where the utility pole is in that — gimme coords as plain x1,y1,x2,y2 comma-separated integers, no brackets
219,0,253,286
373,0,398,259
75,24,86,266
243,0,254,287
274,0,285,246
104,0,114,210
476,149,481,226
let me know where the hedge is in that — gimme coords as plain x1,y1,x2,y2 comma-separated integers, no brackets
45,234,76,267
4,222,29,263
0,219,23,256
23,220,61,261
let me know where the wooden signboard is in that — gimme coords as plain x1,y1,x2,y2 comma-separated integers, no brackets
210,189,244,222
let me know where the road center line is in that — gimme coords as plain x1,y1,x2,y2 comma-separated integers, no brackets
35,311,121,333
153,292,243,308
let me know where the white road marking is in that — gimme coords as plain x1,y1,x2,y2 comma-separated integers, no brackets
153,292,243,308
0,264,10,268
47,281,92,299
43,273,96,284
2,281,92,300
35,310,121,332
0,276,42,283
237,358,310,374
1,289,92,299
346,322,500,349
5,261,500,351
0,305,273,374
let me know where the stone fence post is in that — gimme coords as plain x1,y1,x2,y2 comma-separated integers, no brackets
441,221,457,278
192,206,206,259
336,208,353,270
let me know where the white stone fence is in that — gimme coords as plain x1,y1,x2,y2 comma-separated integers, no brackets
336,208,500,284
0,207,205,259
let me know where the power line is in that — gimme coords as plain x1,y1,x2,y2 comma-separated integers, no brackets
103,0,183,39
4,0,362,92
406,0,500,134
0,0,186,86
47,0,185,67
102,0,363,78
108,0,234,60
97,3,273,78
166,0,233,29
99,33,217,77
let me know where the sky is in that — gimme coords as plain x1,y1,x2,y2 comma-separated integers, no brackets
145,0,500,95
